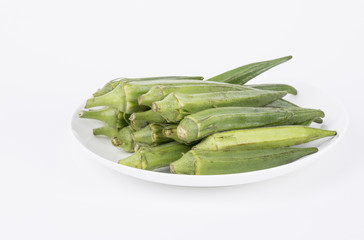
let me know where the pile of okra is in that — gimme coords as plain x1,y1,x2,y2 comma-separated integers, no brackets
79,56,337,175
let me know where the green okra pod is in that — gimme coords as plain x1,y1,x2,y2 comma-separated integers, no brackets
177,107,325,143
193,126,337,151
118,142,191,170
138,84,254,107
161,124,187,144
152,90,287,122
206,56,292,84
170,147,318,175
112,126,136,152
130,119,149,131
93,125,118,138
85,79,219,113
129,110,167,124
78,107,127,129
133,123,173,146
247,83,297,95
266,99,323,124
93,76,204,97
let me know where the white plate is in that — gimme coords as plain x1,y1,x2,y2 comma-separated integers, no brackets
71,82,348,187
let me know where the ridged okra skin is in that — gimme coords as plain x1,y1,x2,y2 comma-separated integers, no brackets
177,107,325,143
133,123,173,146
92,76,204,97
78,107,127,129
86,79,219,113
206,56,292,84
93,125,118,138
266,99,323,124
130,119,149,131
118,142,191,170
170,147,318,175
138,84,254,107
152,90,287,122
247,83,297,95
193,126,337,151
112,126,136,152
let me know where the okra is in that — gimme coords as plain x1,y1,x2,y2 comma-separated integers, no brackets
193,126,337,151
138,84,254,107
206,56,292,84
93,125,118,138
247,83,297,95
112,126,136,152
266,99,323,124
118,142,191,170
130,119,149,131
177,107,325,143
85,79,218,113
93,76,204,97
170,147,318,175
133,123,172,146
78,107,127,129
152,90,287,122
161,124,186,143
129,110,167,124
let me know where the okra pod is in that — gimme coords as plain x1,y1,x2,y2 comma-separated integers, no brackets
177,107,325,143
170,147,318,175
93,76,204,97
78,107,127,129
152,90,287,122
138,84,254,107
133,123,172,146
266,99,323,124
247,83,297,95
118,142,191,170
130,119,149,131
193,126,337,151
85,79,219,113
161,124,187,143
93,125,118,138
206,56,292,84
129,110,167,124
112,126,136,152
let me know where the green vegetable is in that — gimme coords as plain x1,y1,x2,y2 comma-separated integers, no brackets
112,126,136,152
129,110,167,124
138,84,254,107
118,142,191,170
93,76,204,97
247,83,297,95
177,107,325,143
152,90,287,122
266,99,323,124
93,125,118,138
193,126,336,151
161,124,187,144
170,147,318,175
85,79,219,113
78,107,127,129
206,56,292,84
133,123,173,146
130,119,149,131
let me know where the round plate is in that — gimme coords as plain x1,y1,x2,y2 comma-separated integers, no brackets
71,82,348,187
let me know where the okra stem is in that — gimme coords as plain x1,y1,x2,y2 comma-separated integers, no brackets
133,123,172,146
118,142,191,170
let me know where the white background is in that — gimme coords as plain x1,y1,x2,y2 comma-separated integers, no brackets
1,0,364,239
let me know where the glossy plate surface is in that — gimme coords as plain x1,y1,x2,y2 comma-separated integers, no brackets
71,82,348,187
